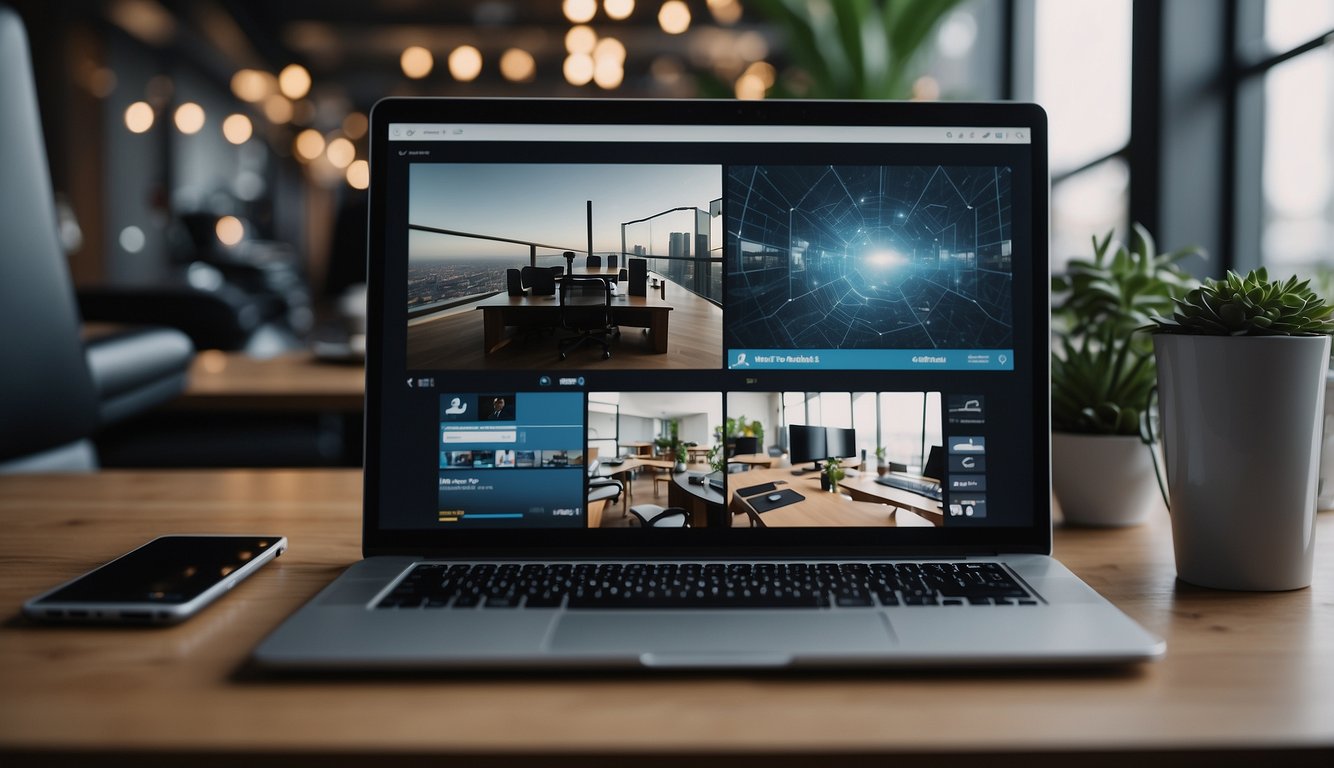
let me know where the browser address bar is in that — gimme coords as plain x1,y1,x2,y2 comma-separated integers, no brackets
388,123,1031,144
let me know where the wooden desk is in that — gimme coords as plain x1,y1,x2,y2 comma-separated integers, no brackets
729,467,939,527
174,350,365,412
476,293,672,355
728,452,776,468
2,470,1333,765
593,457,674,517
569,266,622,278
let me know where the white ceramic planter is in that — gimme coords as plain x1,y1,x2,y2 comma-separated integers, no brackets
1320,370,1334,510
1052,432,1160,527
1154,334,1331,591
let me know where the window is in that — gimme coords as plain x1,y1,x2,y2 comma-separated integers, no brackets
1259,0,1334,282
1033,0,1133,270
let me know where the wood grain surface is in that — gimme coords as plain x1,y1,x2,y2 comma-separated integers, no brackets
1,470,1332,765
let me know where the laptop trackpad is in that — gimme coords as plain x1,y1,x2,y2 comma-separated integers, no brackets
549,611,895,665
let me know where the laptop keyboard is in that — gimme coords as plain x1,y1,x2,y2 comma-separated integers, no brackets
375,562,1036,610
874,474,943,500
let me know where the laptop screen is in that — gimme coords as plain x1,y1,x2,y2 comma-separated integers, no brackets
366,99,1049,553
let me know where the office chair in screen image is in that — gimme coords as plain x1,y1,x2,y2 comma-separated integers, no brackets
558,275,616,360
628,504,690,527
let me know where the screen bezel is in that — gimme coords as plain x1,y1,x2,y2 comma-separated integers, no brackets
364,98,1051,558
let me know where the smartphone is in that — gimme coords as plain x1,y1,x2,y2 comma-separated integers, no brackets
23,535,287,625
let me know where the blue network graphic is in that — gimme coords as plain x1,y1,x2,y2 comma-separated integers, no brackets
725,165,1013,351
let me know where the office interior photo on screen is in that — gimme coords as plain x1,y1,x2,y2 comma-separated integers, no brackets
394,155,1024,532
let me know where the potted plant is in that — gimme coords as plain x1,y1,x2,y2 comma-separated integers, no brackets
822,457,846,494
1146,269,1333,590
1050,225,1200,526
875,446,888,477
707,443,726,476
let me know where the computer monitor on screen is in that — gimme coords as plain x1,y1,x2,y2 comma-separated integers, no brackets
923,445,945,482
787,424,827,472
825,427,857,461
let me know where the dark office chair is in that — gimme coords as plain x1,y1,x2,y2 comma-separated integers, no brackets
505,268,525,296
0,7,192,472
627,504,690,527
607,254,618,270
523,266,557,296
585,254,602,269
586,459,623,506
558,275,614,360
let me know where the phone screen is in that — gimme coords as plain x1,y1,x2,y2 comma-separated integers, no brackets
36,536,280,605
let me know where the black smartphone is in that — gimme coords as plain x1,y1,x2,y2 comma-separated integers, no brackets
23,535,287,625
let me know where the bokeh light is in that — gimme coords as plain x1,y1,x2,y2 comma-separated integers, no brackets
124,101,154,133
173,102,205,134
401,46,434,79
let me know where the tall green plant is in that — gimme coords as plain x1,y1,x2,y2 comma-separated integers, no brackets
1051,225,1201,435
747,0,963,99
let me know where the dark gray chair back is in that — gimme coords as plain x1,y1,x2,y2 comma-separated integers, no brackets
526,267,557,296
0,7,100,464
505,268,524,296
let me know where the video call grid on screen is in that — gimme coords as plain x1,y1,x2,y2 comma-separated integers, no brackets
384,128,1035,531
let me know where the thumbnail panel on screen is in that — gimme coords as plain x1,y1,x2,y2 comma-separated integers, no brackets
405,163,724,372
725,165,1015,372
436,391,587,527
585,391,723,529
724,391,945,528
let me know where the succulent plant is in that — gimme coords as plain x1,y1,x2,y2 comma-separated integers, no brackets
1051,225,1201,435
1147,268,1334,337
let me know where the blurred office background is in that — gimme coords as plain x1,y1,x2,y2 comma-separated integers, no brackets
5,0,1332,467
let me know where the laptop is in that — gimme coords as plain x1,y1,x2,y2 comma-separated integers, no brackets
254,98,1163,670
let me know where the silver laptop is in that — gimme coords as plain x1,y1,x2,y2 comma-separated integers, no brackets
254,98,1163,670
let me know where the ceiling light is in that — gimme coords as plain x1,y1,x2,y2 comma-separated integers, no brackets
593,36,626,64
500,49,537,83
744,60,776,88
124,101,154,133
563,53,594,86
563,0,597,24
326,137,356,169
604,0,634,20
215,216,244,247
707,0,742,26
566,25,596,55
263,94,293,124
593,59,623,89
173,102,205,134
346,159,370,190
294,129,325,161
401,46,434,79
343,112,369,139
734,73,765,100
230,69,272,102
278,63,311,99
448,45,483,82
221,113,253,144
658,1,691,35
